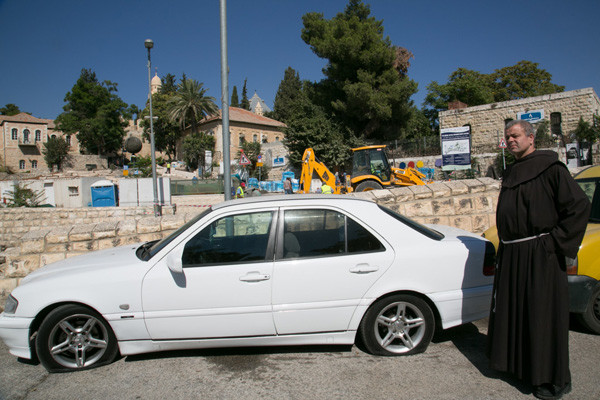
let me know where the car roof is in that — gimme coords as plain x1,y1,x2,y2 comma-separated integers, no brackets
211,194,375,211
574,165,600,180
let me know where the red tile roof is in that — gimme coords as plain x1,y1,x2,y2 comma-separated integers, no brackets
200,107,286,128
0,112,50,125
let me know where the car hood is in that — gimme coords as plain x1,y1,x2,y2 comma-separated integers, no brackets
20,243,144,286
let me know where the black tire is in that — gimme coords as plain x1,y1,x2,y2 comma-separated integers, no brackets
354,180,383,192
359,294,435,356
577,286,600,335
36,304,119,372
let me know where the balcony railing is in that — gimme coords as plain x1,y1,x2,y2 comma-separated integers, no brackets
18,137,38,146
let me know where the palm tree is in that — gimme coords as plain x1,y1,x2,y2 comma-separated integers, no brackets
167,79,218,135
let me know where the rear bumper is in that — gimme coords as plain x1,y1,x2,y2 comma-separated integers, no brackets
0,313,33,359
569,275,599,314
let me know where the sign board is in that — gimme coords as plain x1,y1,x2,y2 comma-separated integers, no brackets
517,109,544,123
441,126,471,171
273,156,285,167
205,150,212,173
239,151,251,165
499,138,507,148
256,155,263,167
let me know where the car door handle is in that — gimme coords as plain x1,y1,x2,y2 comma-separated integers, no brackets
349,264,379,274
239,272,271,282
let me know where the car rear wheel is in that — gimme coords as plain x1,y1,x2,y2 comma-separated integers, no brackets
354,180,383,192
359,294,434,356
36,304,118,372
578,286,600,335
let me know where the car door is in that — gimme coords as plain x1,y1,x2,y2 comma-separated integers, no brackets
272,207,395,335
142,209,277,340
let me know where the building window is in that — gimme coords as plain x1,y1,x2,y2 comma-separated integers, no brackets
66,135,71,146
504,118,514,126
19,160,25,169
275,136,280,142
23,129,30,143
253,134,258,143
11,128,17,140
35,130,41,141
51,134,56,139
31,160,38,169
68,186,79,196
239,134,246,145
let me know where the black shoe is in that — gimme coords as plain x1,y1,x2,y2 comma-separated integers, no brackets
533,382,572,400
533,384,555,399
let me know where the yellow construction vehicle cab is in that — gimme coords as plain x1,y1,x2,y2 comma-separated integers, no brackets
350,145,426,191
299,146,427,194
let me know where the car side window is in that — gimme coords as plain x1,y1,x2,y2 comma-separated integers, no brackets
282,209,384,259
182,211,273,266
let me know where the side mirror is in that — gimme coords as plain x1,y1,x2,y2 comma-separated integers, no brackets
166,249,183,274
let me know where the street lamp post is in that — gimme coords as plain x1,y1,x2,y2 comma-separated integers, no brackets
145,39,161,217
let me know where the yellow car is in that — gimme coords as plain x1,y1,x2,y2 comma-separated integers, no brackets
482,165,600,334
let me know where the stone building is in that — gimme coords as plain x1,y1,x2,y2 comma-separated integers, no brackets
190,106,287,176
439,87,600,152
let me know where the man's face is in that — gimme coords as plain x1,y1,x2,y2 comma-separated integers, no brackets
505,124,535,159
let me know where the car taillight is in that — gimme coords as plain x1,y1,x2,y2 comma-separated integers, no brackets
483,241,496,276
566,256,578,275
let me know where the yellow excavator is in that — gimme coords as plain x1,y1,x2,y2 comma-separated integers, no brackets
299,145,427,193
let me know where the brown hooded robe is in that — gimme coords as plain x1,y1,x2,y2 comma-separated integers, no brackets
487,150,591,387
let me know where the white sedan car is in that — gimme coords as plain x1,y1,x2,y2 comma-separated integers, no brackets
0,196,495,372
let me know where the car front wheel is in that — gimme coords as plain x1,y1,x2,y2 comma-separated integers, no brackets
36,304,118,372
360,294,434,356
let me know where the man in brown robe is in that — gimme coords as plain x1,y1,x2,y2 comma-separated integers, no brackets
487,120,591,400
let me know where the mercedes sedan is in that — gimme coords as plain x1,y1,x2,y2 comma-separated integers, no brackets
0,195,495,372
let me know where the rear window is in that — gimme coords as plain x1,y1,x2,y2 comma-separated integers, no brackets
378,204,445,241
576,178,600,223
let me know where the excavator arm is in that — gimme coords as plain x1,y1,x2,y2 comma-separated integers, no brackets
299,148,341,194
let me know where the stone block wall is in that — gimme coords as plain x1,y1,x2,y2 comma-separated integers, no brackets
0,178,500,309
439,88,600,151
0,205,176,249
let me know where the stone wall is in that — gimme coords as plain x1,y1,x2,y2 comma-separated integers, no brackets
0,178,500,308
439,88,600,151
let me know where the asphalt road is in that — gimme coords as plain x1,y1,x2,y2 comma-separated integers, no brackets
0,319,598,400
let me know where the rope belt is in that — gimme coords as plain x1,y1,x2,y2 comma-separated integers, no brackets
500,232,550,244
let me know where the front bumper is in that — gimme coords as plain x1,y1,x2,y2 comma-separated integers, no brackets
569,275,600,314
0,313,34,359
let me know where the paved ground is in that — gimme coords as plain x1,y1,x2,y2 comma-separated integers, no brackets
1,319,598,400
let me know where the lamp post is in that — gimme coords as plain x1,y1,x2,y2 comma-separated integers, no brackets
145,39,161,216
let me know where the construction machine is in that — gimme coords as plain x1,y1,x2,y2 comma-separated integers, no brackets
299,145,427,194
350,145,426,191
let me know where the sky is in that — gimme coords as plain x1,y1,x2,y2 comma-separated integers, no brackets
0,0,599,120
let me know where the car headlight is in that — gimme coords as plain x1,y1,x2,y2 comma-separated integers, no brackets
3,294,18,314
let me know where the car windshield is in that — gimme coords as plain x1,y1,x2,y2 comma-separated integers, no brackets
576,178,600,223
378,204,444,240
137,208,213,261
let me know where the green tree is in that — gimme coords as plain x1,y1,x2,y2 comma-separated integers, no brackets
491,61,565,102
231,86,240,107
55,68,129,155
571,116,599,143
272,67,303,123
301,0,417,140
5,182,45,207
168,79,218,136
241,79,250,110
140,91,181,160
182,131,215,173
42,136,70,171
0,103,25,116
160,73,178,94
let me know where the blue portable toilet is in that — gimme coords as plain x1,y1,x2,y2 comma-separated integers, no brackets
90,180,118,207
